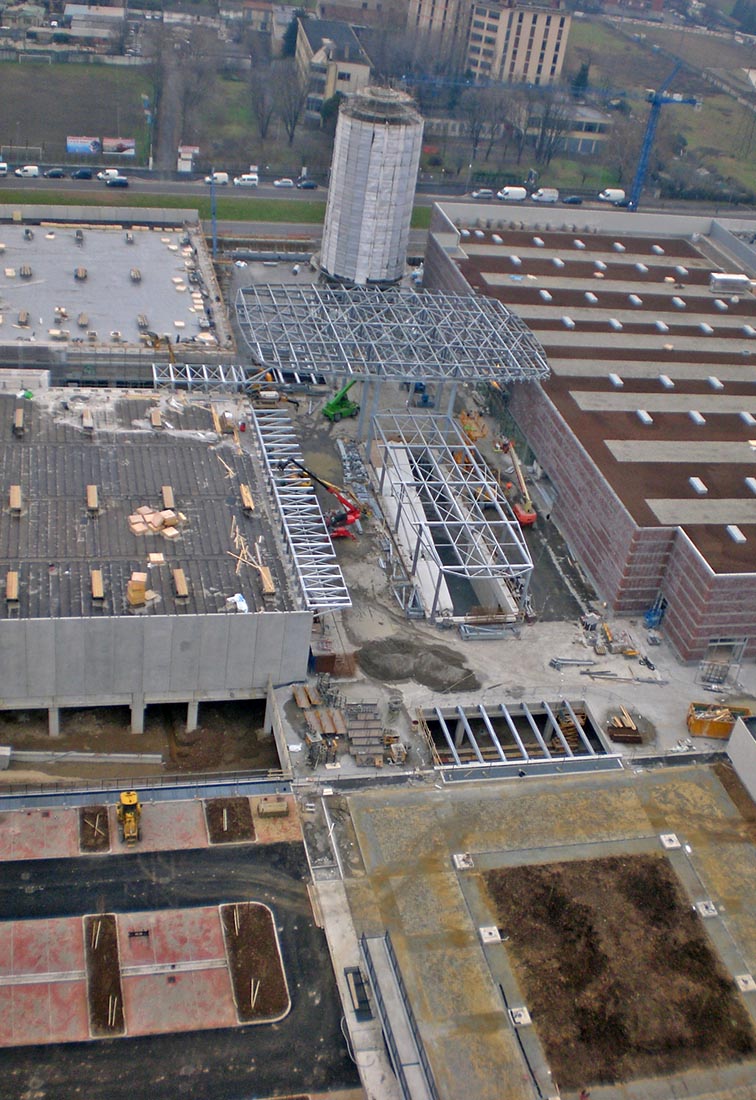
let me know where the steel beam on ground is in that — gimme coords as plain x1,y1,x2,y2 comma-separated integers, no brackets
455,707,485,765
434,708,462,766
498,704,530,762
478,703,508,762
521,702,551,759
541,700,574,757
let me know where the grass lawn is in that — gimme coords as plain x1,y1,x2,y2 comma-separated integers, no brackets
0,189,433,228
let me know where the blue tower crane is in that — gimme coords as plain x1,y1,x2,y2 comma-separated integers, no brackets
628,61,700,211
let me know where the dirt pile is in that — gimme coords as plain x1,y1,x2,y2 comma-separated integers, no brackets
485,854,755,1088
357,636,479,692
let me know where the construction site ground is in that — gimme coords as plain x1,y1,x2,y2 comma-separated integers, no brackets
0,810,359,1100
340,762,756,1100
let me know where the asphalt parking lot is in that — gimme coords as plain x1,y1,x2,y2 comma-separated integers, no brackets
0,844,359,1100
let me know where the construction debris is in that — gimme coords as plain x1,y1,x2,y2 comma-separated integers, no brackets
686,702,752,739
607,706,642,744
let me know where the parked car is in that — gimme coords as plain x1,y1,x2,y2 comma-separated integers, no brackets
43,168,66,179
562,195,584,205
71,168,93,180
105,175,129,188
297,179,318,190
204,171,229,185
97,169,121,181
471,188,494,199
273,178,294,188
496,186,527,201
0,162,8,177
233,174,259,187
14,165,39,178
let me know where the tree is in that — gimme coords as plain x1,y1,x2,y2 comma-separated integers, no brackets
532,91,570,166
459,88,487,160
274,59,308,145
282,11,306,58
321,92,345,134
571,62,590,100
249,62,276,140
174,28,219,141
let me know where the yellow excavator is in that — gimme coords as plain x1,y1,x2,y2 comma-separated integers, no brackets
116,791,142,846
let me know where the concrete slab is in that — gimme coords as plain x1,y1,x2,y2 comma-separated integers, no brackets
0,808,78,861
108,800,207,854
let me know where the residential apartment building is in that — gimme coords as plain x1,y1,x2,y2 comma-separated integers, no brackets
466,0,569,84
295,18,373,116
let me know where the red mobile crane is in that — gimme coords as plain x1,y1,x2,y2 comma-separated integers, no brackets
497,439,537,526
277,458,366,539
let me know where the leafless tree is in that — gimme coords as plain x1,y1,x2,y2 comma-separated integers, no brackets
274,59,308,146
533,91,570,166
480,86,512,161
250,62,277,141
174,28,219,141
459,88,487,160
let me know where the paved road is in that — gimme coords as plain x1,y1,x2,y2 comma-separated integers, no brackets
0,844,359,1100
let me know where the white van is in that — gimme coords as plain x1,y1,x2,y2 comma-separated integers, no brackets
0,162,7,177
97,168,121,181
233,173,259,187
531,187,559,203
14,165,39,178
497,186,527,201
204,171,229,185
598,188,626,203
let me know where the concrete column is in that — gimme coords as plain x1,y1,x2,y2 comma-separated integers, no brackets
130,697,145,735
48,706,60,738
186,700,199,733
455,718,465,748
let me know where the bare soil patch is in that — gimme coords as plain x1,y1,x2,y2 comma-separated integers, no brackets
84,914,125,1038
357,636,479,692
484,855,755,1089
205,797,256,844
78,806,110,853
220,903,289,1024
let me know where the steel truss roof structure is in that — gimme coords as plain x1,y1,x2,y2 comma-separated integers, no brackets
373,412,533,610
151,362,271,392
250,408,351,612
235,284,550,383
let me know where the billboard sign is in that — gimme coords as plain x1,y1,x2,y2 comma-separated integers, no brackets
102,137,136,157
66,136,101,155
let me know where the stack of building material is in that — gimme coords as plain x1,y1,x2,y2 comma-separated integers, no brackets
128,504,185,540
607,706,642,744
346,703,385,766
127,571,148,607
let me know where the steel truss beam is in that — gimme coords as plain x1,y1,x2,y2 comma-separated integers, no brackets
235,284,549,383
151,362,276,392
250,408,351,612
374,412,533,587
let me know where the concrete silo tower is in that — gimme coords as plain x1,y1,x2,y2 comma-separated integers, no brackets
321,87,423,286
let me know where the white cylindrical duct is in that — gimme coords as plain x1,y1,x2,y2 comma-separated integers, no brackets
321,88,423,285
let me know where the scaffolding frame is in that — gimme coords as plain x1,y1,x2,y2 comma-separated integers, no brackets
250,408,351,612
235,284,549,382
373,412,533,617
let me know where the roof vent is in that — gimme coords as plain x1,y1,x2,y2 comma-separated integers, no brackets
637,409,653,425
608,318,623,331
671,296,686,309
743,325,756,337
562,316,576,329
460,229,470,238
745,476,756,494
635,262,649,274
539,289,552,302
573,239,586,249
595,260,607,271
689,476,708,495
739,411,756,426
533,236,545,247
699,323,714,335
659,374,674,389
492,234,503,244
584,291,598,303
612,241,626,253
707,376,723,390
651,244,665,255
655,320,669,333
553,257,565,268
474,229,485,239
727,525,747,544
510,255,522,266
628,294,643,307
713,299,728,311
689,410,706,425
609,373,624,388
675,265,688,278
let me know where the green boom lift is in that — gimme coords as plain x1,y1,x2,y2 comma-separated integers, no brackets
323,379,360,422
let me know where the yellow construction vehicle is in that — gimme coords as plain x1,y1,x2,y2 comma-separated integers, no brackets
116,791,142,846
145,330,176,365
